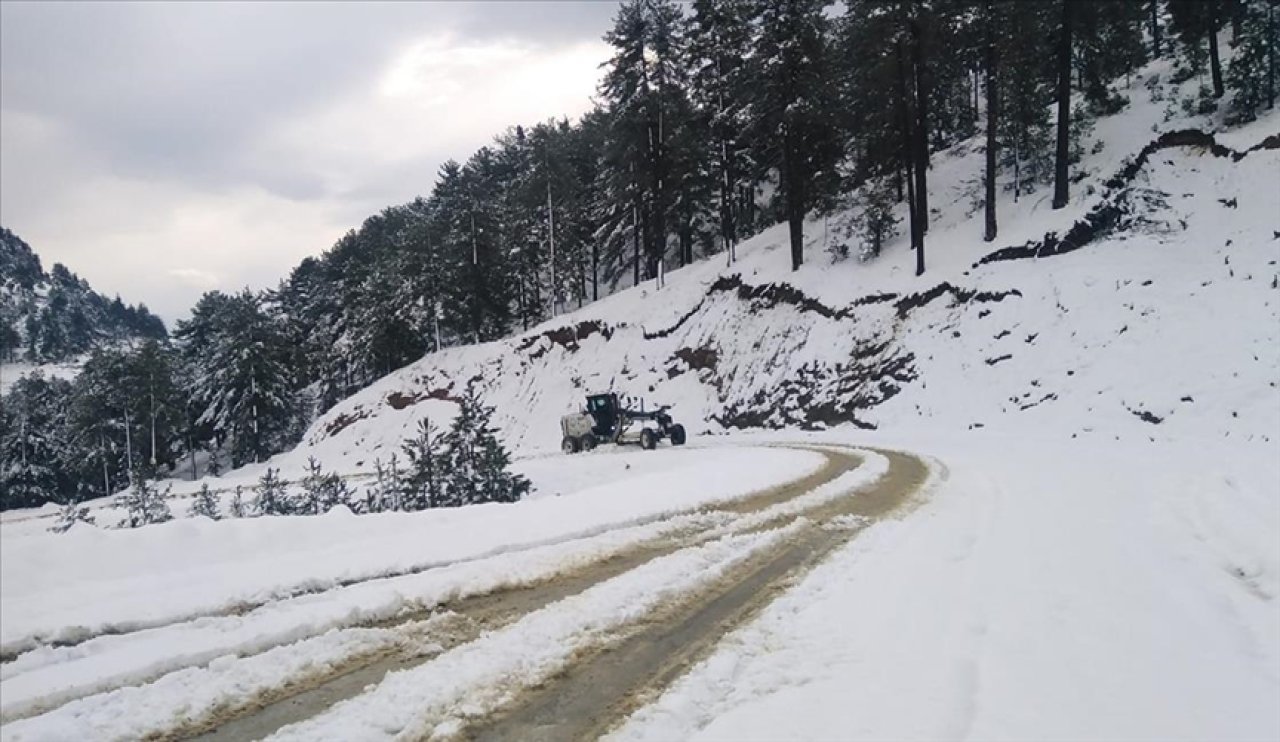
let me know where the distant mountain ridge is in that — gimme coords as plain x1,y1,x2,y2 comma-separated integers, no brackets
0,227,166,363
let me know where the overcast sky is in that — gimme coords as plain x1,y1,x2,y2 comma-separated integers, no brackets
0,1,619,323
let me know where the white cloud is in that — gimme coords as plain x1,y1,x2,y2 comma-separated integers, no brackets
259,33,610,190
167,268,221,290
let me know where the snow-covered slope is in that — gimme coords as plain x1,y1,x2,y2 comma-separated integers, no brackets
265,59,1278,482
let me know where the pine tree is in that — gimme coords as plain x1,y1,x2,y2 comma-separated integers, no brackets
229,485,247,518
401,418,447,510
178,290,298,468
688,0,758,264
49,497,96,534
252,468,292,516
1,372,74,509
1075,0,1148,113
128,339,182,470
1226,0,1279,121
115,466,173,528
1170,0,1227,98
750,0,841,272
442,386,530,506
298,457,352,515
190,483,221,520
997,0,1055,201
364,454,404,513
851,177,901,262
600,0,697,284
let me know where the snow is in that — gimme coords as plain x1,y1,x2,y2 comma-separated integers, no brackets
2,37,1278,742
268,522,807,742
0,447,879,737
609,433,1280,742
0,626,401,742
0,446,823,655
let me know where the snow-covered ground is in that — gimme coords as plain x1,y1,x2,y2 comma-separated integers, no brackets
612,432,1280,742
2,42,1278,742
0,445,823,653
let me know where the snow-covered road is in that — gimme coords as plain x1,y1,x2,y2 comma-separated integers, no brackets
1,443,904,741
3,435,1276,742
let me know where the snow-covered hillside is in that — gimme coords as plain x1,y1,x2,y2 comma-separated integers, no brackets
0,228,166,375
266,58,1279,478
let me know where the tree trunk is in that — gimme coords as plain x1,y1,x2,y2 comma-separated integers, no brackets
787,197,804,272
1150,0,1161,57
897,36,924,272
517,276,528,331
149,372,158,467
546,177,556,317
1208,0,1224,98
715,50,737,267
1013,143,1021,203
721,136,736,265
1269,0,1277,110
783,136,804,271
1052,0,1073,210
632,200,641,286
101,430,111,496
984,0,999,243
124,409,135,481
592,241,599,302
911,15,930,233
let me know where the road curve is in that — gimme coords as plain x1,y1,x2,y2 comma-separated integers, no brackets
463,447,929,742
181,445,870,741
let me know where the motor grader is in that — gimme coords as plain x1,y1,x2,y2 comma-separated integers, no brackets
560,392,687,453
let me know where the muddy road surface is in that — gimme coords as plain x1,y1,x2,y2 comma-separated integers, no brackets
132,445,927,741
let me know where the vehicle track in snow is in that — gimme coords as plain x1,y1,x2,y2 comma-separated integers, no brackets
462,447,930,742
175,445,867,741
0,445,819,664
4,445,927,742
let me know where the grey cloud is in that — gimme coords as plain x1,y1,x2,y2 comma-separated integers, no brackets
2,2,618,195
0,1,620,321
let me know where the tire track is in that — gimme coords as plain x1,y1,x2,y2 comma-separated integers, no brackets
461,448,929,742
4,446,859,738
0,447,835,664
179,446,863,741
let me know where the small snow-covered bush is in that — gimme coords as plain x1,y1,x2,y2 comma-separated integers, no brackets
115,468,173,528
49,499,95,534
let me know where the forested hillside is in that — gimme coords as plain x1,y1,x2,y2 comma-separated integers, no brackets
2,0,1276,511
0,228,166,364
